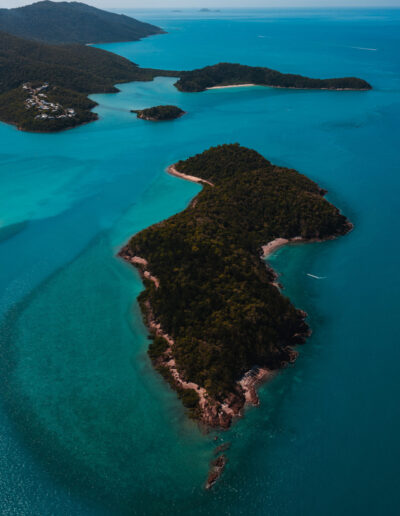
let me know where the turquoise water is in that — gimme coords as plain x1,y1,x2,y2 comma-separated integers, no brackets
0,9,399,515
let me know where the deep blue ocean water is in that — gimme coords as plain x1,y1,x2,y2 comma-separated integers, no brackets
0,8,399,515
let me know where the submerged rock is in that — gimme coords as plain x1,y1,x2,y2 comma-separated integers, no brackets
214,442,231,455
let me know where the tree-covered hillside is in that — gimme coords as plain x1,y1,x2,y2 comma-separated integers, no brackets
0,31,175,132
175,62,372,92
0,31,166,95
0,1,164,44
0,29,371,133
124,144,351,416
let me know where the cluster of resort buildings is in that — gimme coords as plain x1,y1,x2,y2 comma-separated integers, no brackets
23,83,76,121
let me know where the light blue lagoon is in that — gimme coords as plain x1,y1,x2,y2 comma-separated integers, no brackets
0,9,399,516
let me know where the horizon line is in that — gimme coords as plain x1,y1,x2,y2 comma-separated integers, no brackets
107,5,400,9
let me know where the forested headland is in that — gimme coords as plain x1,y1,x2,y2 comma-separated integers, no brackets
174,62,372,92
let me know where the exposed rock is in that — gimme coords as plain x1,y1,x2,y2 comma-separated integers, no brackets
206,455,227,490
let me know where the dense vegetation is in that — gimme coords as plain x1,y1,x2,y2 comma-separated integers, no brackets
0,31,174,132
132,105,185,121
0,31,169,96
0,1,164,44
0,85,97,132
175,63,372,92
127,144,350,401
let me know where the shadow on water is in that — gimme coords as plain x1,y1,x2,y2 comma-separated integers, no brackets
0,221,29,244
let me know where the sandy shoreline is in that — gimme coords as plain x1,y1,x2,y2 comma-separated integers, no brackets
262,236,304,259
207,83,256,90
262,222,354,261
167,164,214,187
206,83,370,92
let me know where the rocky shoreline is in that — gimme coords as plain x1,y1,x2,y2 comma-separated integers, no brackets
119,241,307,489
119,240,310,430
134,112,185,121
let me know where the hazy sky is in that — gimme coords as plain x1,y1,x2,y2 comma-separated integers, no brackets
1,0,399,8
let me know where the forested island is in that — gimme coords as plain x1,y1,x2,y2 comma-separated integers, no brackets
0,1,164,44
0,31,174,132
132,105,185,121
174,62,372,92
120,144,352,429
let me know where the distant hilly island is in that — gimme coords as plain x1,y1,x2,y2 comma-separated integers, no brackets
0,1,371,133
0,0,164,44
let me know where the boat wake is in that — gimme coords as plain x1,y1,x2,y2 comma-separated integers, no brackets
307,273,327,280
351,46,378,51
